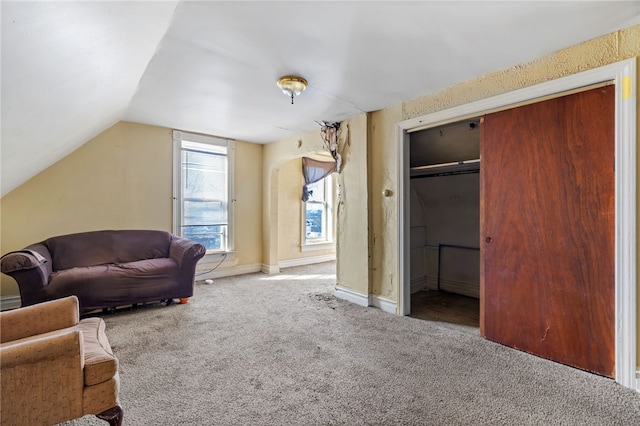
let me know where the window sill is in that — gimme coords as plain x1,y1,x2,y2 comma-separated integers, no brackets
301,242,335,252
201,251,235,263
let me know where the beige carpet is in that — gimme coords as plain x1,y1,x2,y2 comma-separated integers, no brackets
61,261,640,425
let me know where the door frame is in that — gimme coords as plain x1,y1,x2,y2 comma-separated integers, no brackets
396,59,636,390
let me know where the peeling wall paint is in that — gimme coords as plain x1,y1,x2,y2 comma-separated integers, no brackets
368,105,403,301
335,114,369,295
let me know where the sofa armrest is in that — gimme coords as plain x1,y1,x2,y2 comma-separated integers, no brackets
0,296,80,343
1,243,53,305
169,236,206,268
0,329,85,424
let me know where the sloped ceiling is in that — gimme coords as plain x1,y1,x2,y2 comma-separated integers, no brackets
2,1,639,196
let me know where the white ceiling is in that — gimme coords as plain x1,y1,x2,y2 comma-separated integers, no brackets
2,1,639,196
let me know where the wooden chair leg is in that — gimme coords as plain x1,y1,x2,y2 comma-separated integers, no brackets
96,405,123,426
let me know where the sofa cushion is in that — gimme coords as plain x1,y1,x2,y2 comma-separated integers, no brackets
45,230,172,271
76,318,117,386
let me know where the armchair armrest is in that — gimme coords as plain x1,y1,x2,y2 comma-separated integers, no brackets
0,328,83,368
169,236,206,268
0,296,80,343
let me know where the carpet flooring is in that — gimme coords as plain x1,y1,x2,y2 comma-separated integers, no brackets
61,261,640,425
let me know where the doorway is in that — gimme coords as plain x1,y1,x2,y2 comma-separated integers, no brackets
408,119,481,328
397,59,636,389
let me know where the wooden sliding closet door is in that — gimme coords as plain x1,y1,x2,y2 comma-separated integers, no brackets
480,85,615,377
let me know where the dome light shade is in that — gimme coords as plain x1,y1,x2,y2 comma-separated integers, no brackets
277,76,308,104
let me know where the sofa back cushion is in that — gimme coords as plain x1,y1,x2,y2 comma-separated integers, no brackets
45,230,172,271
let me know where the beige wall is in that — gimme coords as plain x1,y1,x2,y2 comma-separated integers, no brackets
335,114,369,296
277,157,336,263
263,115,369,294
262,129,326,269
368,105,402,300
224,139,263,269
0,121,263,294
277,158,303,260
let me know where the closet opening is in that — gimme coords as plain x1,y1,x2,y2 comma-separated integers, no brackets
408,118,481,328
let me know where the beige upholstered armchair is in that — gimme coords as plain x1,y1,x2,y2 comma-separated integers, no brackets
0,296,122,426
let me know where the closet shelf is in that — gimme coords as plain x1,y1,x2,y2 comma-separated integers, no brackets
410,159,480,178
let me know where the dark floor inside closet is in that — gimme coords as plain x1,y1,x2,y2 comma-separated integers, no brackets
409,290,479,328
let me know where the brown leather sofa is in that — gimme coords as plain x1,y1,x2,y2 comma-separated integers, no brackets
0,296,122,425
1,230,206,313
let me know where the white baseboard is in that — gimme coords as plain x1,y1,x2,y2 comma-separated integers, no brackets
279,254,336,269
369,295,397,314
261,264,280,275
334,286,397,314
1,295,21,311
410,277,427,294
196,263,262,281
636,370,640,393
334,286,369,307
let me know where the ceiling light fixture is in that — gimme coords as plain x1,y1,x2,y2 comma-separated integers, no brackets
277,75,308,104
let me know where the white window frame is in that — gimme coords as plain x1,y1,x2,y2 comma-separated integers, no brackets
173,130,235,255
301,174,335,251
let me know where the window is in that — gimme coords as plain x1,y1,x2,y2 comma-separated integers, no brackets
173,131,234,253
302,174,333,247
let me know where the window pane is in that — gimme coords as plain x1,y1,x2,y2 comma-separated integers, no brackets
183,200,225,225
305,201,326,240
306,179,326,202
182,225,226,251
182,150,227,204
181,146,228,251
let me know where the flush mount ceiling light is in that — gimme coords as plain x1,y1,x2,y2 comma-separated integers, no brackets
277,75,308,104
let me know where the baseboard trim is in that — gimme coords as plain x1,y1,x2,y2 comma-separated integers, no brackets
335,286,397,314
369,295,397,314
261,264,280,275
636,370,640,393
1,295,21,311
410,277,427,294
196,263,262,281
279,254,336,269
334,286,369,307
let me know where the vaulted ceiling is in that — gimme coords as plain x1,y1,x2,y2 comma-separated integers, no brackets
2,1,639,196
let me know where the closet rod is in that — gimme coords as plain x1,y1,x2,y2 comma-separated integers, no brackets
410,169,479,179
410,159,480,179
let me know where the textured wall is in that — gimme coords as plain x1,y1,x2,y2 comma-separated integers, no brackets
367,25,640,365
262,128,326,268
368,105,403,301
370,26,640,300
335,113,370,296
277,157,336,262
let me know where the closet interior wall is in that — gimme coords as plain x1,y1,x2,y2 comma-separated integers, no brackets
409,119,481,298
